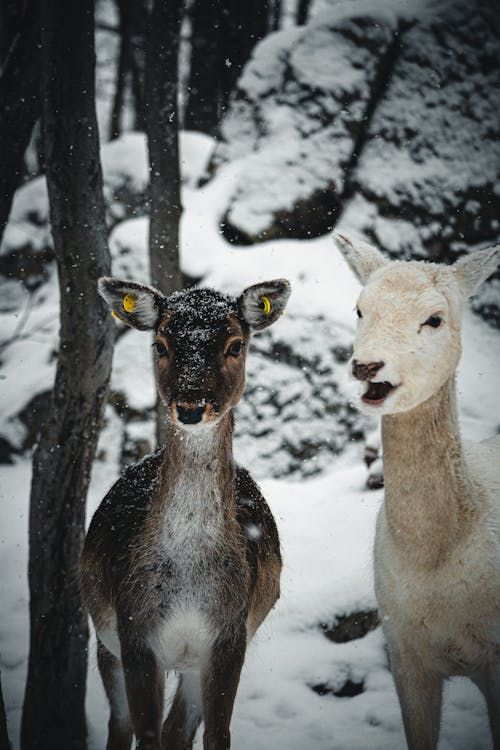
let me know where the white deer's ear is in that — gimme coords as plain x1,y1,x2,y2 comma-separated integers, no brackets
453,245,500,299
98,277,167,330
333,232,387,285
239,279,291,332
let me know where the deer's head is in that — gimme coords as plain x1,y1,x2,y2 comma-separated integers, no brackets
99,277,291,429
335,233,500,415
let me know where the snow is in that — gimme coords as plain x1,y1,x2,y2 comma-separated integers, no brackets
1,451,492,749
109,218,151,284
102,130,215,196
101,132,150,197
0,177,51,257
1,130,216,258
0,270,59,449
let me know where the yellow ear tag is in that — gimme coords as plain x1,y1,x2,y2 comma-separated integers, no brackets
122,294,137,313
261,295,272,316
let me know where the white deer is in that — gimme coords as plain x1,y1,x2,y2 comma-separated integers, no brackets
335,233,500,750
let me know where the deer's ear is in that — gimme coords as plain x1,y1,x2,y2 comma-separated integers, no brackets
239,279,291,332
453,245,500,299
333,232,387,285
98,277,166,330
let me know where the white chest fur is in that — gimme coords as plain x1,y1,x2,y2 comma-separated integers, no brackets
161,461,225,561
150,432,226,671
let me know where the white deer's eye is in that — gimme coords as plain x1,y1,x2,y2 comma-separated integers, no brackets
423,314,442,329
356,307,363,319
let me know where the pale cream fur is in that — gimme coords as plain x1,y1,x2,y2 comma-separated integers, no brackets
335,233,500,750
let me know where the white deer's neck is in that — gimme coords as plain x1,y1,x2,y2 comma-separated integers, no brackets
381,376,475,569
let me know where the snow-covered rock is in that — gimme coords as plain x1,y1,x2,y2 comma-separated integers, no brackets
213,7,397,242
351,0,500,266
213,0,500,297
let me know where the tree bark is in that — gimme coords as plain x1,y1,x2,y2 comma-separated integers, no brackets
109,0,148,139
145,0,184,443
0,1,41,247
0,0,23,63
109,0,129,140
128,0,148,132
221,0,269,110
0,665,10,750
20,1,113,748
268,0,281,32
296,0,312,25
184,0,224,134
185,0,271,135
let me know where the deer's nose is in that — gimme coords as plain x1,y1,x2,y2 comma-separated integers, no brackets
352,359,384,381
176,403,206,425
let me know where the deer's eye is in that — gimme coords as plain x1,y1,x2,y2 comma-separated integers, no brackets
226,340,244,357
423,315,442,329
356,307,363,319
153,341,168,357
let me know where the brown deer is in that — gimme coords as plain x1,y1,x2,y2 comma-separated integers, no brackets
80,276,291,750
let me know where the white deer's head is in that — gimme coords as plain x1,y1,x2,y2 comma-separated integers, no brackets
335,233,500,415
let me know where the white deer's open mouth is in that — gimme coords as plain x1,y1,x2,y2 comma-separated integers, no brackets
362,381,398,406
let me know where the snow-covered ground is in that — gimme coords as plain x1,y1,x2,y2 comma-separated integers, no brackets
1,128,498,749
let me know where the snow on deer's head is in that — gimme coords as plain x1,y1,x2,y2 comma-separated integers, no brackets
98,277,291,430
334,233,500,415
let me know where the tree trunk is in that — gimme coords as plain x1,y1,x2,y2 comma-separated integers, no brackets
145,0,184,444
268,0,281,32
296,0,312,25
0,666,10,750
109,0,129,140
20,1,113,748
0,1,40,247
185,0,271,136
109,0,148,139
220,0,269,113
0,0,23,63
128,0,148,132
184,0,224,134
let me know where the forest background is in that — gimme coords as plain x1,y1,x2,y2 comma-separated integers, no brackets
0,0,499,748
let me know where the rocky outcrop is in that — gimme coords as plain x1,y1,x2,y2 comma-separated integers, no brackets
214,9,399,243
351,0,500,265
214,0,500,295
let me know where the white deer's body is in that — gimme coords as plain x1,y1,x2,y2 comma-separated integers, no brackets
376,396,500,676
336,234,500,749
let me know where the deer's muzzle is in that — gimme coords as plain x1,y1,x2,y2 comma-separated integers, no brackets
175,403,207,425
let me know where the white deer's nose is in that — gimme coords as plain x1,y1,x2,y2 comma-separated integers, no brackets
352,359,385,381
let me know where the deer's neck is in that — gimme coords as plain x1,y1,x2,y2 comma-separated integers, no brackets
381,376,475,569
152,412,236,534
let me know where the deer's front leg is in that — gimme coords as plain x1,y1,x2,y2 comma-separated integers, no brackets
201,627,246,750
473,665,500,749
119,624,165,750
389,643,443,750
